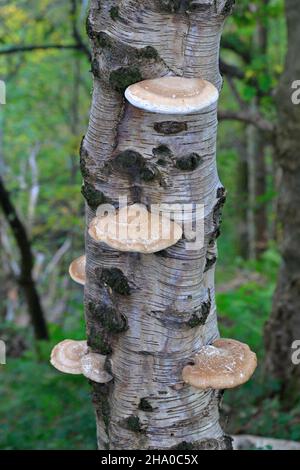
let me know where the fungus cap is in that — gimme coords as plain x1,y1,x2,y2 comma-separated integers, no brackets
81,352,113,383
125,77,218,114
69,255,86,285
50,339,87,375
89,203,182,253
182,338,257,389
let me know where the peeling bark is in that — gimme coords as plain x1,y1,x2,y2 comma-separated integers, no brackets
82,0,233,450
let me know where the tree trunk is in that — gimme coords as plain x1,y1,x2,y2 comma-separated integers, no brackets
236,129,249,259
0,177,49,340
253,127,268,257
82,0,234,450
264,0,300,399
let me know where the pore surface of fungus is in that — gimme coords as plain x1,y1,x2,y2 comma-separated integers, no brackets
182,338,257,389
89,203,182,253
69,255,86,285
50,339,87,375
81,352,113,383
125,77,218,114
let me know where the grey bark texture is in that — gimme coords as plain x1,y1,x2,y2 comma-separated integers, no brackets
81,0,234,450
264,0,300,399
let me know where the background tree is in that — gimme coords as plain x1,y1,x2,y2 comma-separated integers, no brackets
264,0,300,401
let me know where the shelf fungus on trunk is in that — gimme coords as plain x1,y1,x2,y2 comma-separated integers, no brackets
125,77,219,114
88,203,182,253
182,339,257,390
69,255,86,285
50,339,112,384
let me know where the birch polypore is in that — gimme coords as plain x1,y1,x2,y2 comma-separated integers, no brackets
50,339,87,375
69,255,86,285
50,340,112,384
82,0,235,450
81,352,113,384
125,77,219,114
89,203,182,253
182,339,257,389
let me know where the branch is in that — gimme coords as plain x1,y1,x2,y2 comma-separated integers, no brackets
220,58,245,80
218,110,275,134
221,36,252,64
0,43,90,59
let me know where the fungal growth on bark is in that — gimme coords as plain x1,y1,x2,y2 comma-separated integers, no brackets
50,339,112,384
88,203,182,253
69,255,86,285
80,352,113,384
125,77,219,114
182,339,257,389
50,339,87,375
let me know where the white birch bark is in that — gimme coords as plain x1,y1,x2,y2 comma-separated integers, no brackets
81,0,234,450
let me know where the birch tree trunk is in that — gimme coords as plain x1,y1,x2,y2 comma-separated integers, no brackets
81,0,234,450
264,0,300,400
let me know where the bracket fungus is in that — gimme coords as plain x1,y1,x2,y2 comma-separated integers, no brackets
50,339,112,384
69,255,86,286
125,76,219,114
88,203,182,253
182,339,257,390
81,352,112,383
50,339,87,375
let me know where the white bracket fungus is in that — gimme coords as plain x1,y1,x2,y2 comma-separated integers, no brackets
125,76,219,114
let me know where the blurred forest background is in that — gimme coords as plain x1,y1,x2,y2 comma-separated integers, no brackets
0,0,299,449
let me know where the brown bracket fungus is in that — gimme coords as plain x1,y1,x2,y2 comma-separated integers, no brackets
88,203,182,253
69,255,86,286
50,340,112,384
50,339,87,375
125,77,219,114
182,338,257,390
81,352,113,384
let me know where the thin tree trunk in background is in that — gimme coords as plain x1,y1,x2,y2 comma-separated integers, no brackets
264,0,300,399
253,9,269,258
0,177,49,340
253,128,268,256
236,130,249,259
82,0,233,450
246,123,257,260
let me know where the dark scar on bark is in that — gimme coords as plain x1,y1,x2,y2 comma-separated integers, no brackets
138,398,153,412
81,182,106,209
98,267,131,296
154,121,188,135
175,153,203,171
